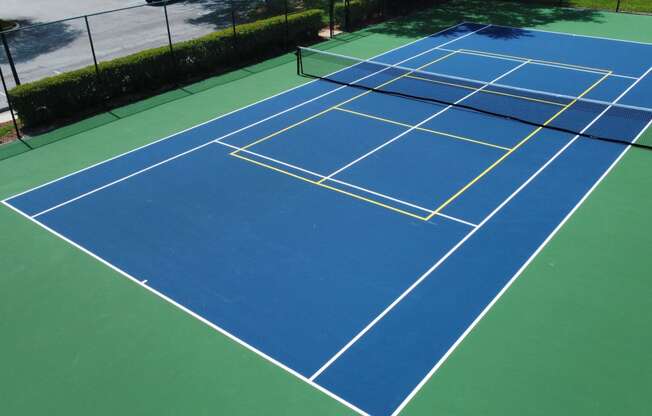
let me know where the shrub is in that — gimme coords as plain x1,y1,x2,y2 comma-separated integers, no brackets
334,0,382,29
10,10,324,127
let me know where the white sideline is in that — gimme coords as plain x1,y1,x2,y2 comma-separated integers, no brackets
216,140,478,228
316,60,531,186
310,64,652,387
3,22,469,204
0,200,370,416
390,65,652,416
434,46,638,80
469,21,652,47
15,24,489,218
0,22,481,416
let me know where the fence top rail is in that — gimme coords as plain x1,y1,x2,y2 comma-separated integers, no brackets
0,0,180,36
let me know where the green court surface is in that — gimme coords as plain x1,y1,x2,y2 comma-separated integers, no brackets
1,2,651,415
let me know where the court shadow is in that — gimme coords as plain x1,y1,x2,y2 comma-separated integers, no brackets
365,0,606,40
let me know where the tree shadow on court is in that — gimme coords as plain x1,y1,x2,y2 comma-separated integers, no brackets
0,20,83,64
364,0,606,40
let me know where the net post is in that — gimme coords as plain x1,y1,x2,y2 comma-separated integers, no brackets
0,63,30,149
296,47,303,76
1,32,20,86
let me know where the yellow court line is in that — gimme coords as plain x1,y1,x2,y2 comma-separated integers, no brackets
424,70,613,221
334,107,511,151
231,152,428,221
405,74,567,107
234,50,461,154
458,48,614,74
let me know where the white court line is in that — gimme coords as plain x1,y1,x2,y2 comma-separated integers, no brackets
391,65,652,416
32,140,217,218
309,59,531,381
3,21,469,203
479,21,652,47
0,200,370,416
310,64,652,386
435,46,637,80
316,60,530,187
216,141,478,228
21,24,490,218
0,23,484,416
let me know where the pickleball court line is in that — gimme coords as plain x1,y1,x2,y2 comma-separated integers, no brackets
217,140,479,227
15,25,490,218
309,65,650,385
315,60,531,185
2,22,472,204
391,65,652,416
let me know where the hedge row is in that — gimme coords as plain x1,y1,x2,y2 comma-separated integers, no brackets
334,0,383,28
10,10,324,127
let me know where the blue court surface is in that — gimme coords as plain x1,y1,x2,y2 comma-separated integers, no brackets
4,22,652,416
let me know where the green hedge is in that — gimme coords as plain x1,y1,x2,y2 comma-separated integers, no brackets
334,0,382,28
10,10,324,127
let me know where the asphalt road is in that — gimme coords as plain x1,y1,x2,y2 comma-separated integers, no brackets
1,0,238,110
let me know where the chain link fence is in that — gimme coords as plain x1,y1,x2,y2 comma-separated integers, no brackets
0,0,650,158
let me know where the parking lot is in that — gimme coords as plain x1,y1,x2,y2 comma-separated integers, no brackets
1,0,234,109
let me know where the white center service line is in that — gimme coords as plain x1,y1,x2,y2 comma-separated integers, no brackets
391,64,652,416
3,22,470,204
316,59,531,198
310,65,652,385
24,24,490,218
308,59,531,382
216,140,479,228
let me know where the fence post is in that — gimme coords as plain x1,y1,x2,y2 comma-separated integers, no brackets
0,64,31,149
1,33,20,86
162,1,180,83
84,16,102,84
329,0,335,38
616,0,621,12
231,1,237,40
284,0,289,49
345,0,350,32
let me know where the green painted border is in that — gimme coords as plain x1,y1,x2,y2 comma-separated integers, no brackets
1,2,651,415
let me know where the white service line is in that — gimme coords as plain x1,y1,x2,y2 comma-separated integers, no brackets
3,21,469,203
479,21,652,47
316,60,530,186
391,65,652,416
217,141,478,227
1,199,369,416
308,59,531,381
15,24,489,217
0,23,485,416
310,65,652,386
435,46,637,80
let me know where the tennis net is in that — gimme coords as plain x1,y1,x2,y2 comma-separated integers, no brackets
296,47,652,150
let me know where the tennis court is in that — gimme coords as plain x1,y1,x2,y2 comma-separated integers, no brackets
3,21,652,416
